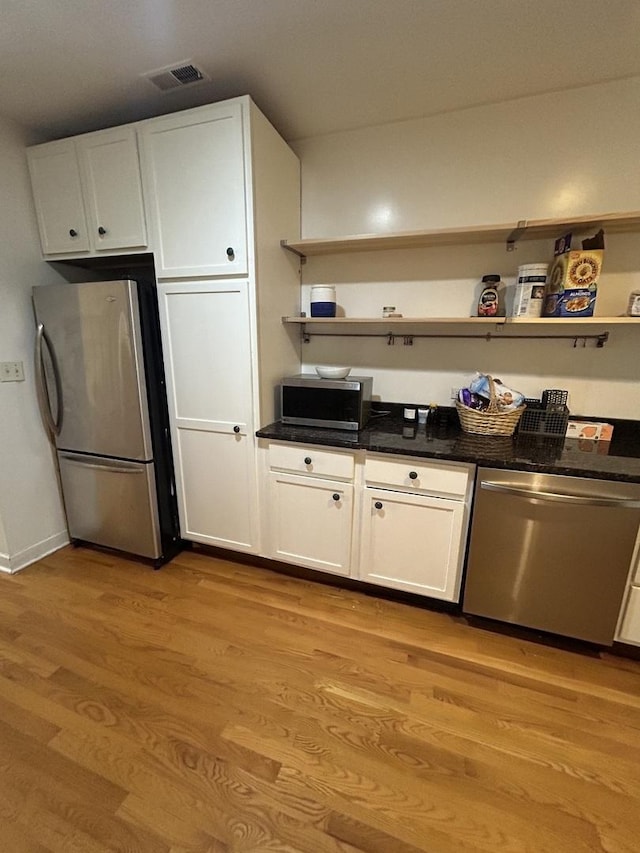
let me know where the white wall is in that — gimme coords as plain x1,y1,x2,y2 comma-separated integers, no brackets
0,115,68,572
293,77,640,418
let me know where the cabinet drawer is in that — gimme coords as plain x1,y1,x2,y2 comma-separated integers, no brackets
365,455,471,498
268,442,355,481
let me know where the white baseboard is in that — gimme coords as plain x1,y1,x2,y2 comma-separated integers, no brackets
0,530,69,574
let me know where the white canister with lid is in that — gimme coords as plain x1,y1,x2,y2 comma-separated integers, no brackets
310,285,336,317
513,263,548,318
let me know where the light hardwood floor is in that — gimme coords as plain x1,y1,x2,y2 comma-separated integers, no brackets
0,545,639,852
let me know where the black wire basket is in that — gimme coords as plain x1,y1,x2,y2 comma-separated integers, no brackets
518,398,570,437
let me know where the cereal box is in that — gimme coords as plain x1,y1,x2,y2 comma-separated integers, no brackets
542,250,602,318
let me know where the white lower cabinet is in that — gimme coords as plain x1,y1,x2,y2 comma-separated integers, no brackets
263,442,473,601
267,471,353,575
359,487,467,601
615,529,640,646
358,454,474,602
177,427,257,551
618,587,640,645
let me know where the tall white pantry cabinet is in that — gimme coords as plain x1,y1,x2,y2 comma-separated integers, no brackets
144,98,300,554
27,96,302,556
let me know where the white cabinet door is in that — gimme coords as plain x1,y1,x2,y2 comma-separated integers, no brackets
140,102,248,278
78,126,147,252
267,471,353,575
359,488,466,602
27,140,90,254
158,280,258,552
618,586,640,646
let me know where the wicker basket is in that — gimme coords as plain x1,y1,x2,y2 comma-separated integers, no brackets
455,375,526,436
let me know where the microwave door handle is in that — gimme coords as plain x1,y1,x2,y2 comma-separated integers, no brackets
35,323,62,437
480,480,640,509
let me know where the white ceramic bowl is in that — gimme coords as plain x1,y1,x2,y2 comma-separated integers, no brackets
315,365,351,380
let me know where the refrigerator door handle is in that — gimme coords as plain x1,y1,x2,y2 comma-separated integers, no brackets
58,452,145,475
35,322,62,437
480,480,640,508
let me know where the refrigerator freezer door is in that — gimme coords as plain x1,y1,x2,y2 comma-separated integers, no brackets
58,452,161,559
32,280,153,461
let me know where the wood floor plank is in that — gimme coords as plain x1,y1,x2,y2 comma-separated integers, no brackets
1,544,639,853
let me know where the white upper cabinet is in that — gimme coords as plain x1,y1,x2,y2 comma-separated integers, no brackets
139,101,248,278
77,126,147,253
27,128,147,257
28,140,90,254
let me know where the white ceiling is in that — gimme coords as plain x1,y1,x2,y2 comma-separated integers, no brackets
2,0,640,143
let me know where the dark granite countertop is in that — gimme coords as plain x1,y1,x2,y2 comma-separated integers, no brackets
257,407,640,483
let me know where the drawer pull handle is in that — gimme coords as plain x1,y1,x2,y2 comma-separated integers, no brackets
409,471,418,480
69,228,78,237
304,457,312,465
226,247,235,260
332,493,340,502
374,501,383,510
233,425,240,434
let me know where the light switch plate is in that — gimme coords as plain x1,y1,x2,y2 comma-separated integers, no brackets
0,361,25,382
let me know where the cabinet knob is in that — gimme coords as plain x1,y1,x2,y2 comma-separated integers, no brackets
409,471,418,480
233,425,240,434
374,501,383,510
69,229,78,237
304,457,312,465
226,247,235,260
98,226,107,236
332,493,340,502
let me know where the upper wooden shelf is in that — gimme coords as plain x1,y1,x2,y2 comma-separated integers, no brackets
282,316,636,326
281,211,640,259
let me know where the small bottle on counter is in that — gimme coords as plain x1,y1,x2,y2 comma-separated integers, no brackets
425,403,439,440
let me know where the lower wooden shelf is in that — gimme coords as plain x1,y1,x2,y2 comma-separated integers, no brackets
282,315,637,347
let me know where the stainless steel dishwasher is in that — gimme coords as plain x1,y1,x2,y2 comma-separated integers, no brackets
462,468,640,644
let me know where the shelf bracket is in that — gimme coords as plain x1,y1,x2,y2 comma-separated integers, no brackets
506,220,528,252
280,240,307,264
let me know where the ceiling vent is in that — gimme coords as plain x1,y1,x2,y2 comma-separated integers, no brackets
143,61,209,92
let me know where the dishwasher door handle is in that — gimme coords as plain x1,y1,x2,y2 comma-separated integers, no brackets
480,480,640,508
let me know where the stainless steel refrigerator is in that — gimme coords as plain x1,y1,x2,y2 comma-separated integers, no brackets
33,279,180,564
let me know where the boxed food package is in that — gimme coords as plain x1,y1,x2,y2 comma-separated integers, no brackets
566,420,613,441
513,263,548,318
542,250,602,317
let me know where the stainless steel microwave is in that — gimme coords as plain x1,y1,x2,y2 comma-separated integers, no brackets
280,375,373,431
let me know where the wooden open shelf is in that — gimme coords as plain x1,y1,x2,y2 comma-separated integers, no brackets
281,211,640,259
282,316,635,327
282,315,638,347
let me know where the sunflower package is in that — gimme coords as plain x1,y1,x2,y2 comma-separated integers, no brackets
542,231,603,318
